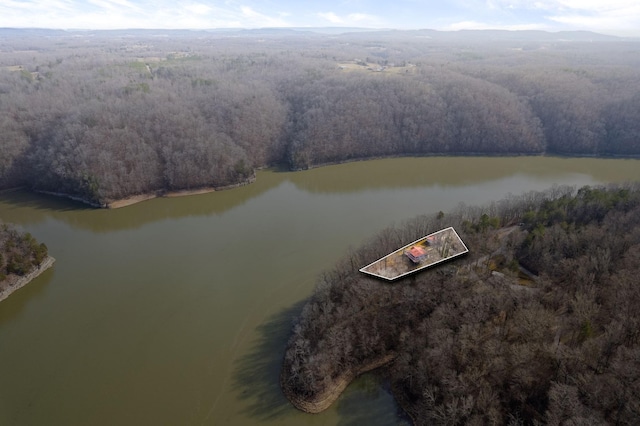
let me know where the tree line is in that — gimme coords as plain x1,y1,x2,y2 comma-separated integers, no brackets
1,30,640,205
281,183,640,424
0,223,48,281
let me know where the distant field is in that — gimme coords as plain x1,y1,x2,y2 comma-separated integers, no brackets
337,61,417,74
2,65,25,71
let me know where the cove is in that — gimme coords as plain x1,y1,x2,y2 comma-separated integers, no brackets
0,156,639,425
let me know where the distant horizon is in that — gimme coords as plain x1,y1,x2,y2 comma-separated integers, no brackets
0,26,633,39
1,1,639,38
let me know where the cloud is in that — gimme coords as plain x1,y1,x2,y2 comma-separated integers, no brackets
240,5,290,27
484,0,640,31
446,20,547,31
87,0,140,11
317,11,382,26
546,2,640,35
0,0,637,34
0,0,293,29
487,0,639,13
442,0,639,35
183,3,212,15
317,12,343,24
0,0,75,16
548,11,640,34
347,13,379,23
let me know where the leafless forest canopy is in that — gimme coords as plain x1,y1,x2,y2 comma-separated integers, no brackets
3,29,640,424
282,183,640,425
0,223,48,281
1,29,640,204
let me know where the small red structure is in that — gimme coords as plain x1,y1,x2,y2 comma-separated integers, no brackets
405,246,427,263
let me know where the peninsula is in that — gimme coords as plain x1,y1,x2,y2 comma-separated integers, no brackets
0,224,54,302
281,183,640,424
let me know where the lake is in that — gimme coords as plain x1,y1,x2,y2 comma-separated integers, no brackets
1,156,639,425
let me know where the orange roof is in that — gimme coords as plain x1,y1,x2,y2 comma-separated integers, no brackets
408,246,426,257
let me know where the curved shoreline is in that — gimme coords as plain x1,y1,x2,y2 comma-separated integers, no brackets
10,154,640,209
110,175,257,208
281,352,396,414
0,256,55,303
287,151,640,172
34,174,257,209
106,180,257,208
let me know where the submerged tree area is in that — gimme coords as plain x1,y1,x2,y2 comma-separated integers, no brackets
281,184,640,425
1,29,640,205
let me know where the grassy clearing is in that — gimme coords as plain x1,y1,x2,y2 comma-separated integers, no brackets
2,65,25,71
337,61,417,75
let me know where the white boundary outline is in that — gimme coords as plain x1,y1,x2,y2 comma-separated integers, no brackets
359,226,469,281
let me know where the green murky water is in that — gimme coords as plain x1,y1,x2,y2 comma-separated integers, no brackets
1,156,639,425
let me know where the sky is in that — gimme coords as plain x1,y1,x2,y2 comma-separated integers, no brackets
0,0,639,37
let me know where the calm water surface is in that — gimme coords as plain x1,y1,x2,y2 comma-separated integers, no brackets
1,157,639,425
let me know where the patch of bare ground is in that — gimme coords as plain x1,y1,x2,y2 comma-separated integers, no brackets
281,353,397,414
0,256,55,302
106,187,219,208
164,187,220,198
109,176,255,208
106,193,158,209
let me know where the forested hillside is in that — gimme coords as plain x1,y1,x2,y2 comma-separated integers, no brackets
1,29,640,205
281,183,640,424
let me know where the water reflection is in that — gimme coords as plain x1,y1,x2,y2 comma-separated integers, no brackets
336,374,411,426
231,299,411,425
0,171,284,232
0,267,55,328
232,301,304,422
1,156,639,426
287,156,640,194
2,157,639,234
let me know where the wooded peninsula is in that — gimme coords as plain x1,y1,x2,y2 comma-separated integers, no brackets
281,183,640,424
2,27,640,424
0,223,54,302
1,29,640,206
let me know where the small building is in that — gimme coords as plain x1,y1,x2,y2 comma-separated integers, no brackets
405,246,427,263
359,227,469,281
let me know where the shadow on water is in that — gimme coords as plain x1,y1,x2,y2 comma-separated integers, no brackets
232,298,412,425
0,172,285,232
0,266,55,328
3,157,639,231
0,189,91,213
336,374,411,426
232,300,306,422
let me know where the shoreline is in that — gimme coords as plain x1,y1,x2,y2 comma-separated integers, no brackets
34,175,257,209
12,153,640,209
286,151,640,172
281,352,396,414
106,176,256,208
105,188,222,209
390,382,421,426
0,256,55,303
